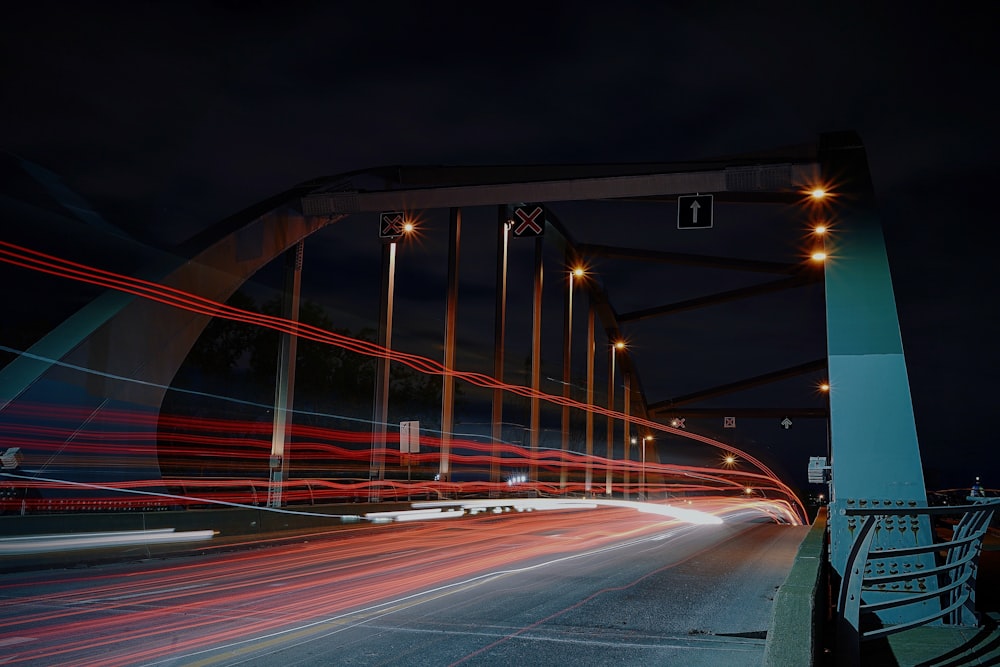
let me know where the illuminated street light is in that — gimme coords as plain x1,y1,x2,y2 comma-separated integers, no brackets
641,436,650,500
800,182,836,209
561,264,586,489
809,217,829,264
606,339,626,495
371,219,415,502
491,212,511,490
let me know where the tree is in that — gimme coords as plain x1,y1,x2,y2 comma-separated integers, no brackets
187,290,258,374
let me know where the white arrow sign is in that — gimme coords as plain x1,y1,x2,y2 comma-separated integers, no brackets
677,194,713,229
780,417,792,429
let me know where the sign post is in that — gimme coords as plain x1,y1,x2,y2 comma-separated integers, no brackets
400,420,420,499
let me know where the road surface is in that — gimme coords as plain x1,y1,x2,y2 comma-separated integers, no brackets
0,499,807,666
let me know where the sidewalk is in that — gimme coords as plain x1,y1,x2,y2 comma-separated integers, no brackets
860,530,1000,666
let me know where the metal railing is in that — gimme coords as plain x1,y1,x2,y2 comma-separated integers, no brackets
836,499,998,665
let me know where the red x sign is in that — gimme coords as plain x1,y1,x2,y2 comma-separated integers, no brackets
380,212,406,238
511,205,545,237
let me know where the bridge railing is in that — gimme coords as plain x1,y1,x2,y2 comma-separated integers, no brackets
836,499,998,665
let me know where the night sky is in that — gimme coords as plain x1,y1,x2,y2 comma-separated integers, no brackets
2,2,997,493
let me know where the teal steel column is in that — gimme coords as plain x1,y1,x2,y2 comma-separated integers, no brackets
822,134,933,620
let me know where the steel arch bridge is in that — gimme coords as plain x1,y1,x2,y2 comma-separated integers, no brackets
1,131,936,626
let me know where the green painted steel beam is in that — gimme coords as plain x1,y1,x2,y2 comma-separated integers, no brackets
820,132,935,625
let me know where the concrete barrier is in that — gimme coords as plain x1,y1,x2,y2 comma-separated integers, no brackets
762,507,829,667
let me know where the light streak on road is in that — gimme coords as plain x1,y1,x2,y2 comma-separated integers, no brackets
411,497,725,525
0,528,216,555
0,498,788,666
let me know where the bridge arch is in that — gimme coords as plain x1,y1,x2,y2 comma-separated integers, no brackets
1,135,929,591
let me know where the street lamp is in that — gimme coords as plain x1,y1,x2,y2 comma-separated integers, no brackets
606,339,625,496
630,434,637,501
370,216,415,502
491,212,511,492
641,435,650,500
561,264,586,490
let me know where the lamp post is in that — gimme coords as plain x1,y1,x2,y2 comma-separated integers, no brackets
606,340,624,496
491,211,510,492
623,369,631,500
370,215,413,503
630,435,637,501
641,435,650,500
585,304,595,496
561,265,584,490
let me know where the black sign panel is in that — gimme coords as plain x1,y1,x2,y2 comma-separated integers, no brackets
379,211,406,239
677,194,713,229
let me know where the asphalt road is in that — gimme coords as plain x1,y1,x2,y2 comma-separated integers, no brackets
0,500,807,666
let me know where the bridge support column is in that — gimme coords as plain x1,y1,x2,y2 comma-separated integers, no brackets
821,133,934,625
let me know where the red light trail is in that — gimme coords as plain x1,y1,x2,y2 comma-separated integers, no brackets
0,241,807,520
0,500,798,665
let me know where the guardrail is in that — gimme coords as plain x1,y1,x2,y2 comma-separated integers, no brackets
836,499,998,665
